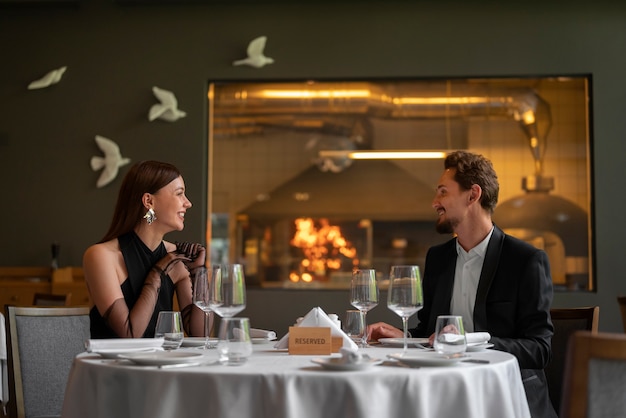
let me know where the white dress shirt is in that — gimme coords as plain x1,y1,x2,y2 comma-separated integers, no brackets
450,227,494,332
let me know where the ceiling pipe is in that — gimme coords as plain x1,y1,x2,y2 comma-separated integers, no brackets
210,82,552,147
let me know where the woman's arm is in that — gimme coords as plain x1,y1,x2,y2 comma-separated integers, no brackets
170,242,207,337
84,243,185,338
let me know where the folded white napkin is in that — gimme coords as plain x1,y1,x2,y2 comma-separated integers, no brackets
338,347,370,364
274,307,358,350
86,338,165,353
250,328,277,340
465,332,491,344
439,333,466,344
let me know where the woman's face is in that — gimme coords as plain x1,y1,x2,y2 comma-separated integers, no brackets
152,176,192,232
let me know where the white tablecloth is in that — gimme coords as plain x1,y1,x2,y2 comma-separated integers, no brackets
62,343,530,418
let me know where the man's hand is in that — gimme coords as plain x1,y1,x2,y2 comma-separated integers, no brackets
367,322,404,341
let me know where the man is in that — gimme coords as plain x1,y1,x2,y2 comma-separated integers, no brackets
369,151,556,418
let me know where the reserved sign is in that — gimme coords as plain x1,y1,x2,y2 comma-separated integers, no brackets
288,327,343,355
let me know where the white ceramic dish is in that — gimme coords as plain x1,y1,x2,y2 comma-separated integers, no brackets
311,357,383,371
466,343,494,352
251,337,277,344
93,347,160,359
379,338,430,347
120,351,204,366
388,352,467,367
181,337,218,348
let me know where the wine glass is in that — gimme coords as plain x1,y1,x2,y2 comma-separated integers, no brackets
209,264,246,318
387,265,423,354
350,268,379,347
192,266,220,349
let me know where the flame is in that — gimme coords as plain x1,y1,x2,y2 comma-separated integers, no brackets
290,217,358,282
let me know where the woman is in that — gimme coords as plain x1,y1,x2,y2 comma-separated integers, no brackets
83,160,205,338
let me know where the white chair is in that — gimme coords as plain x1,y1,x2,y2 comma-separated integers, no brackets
1,312,8,417
5,306,89,418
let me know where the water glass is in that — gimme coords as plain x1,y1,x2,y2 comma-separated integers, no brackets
217,317,253,365
155,311,184,350
343,310,365,343
433,315,466,355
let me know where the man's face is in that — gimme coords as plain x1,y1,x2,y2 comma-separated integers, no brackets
431,168,471,234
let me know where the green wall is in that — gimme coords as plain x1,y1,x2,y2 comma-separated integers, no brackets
1,0,625,331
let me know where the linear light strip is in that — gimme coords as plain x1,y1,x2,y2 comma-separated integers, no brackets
318,150,448,160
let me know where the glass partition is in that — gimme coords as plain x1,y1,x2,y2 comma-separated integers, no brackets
207,76,594,291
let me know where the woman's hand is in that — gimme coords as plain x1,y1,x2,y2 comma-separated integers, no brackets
151,252,189,286
175,242,206,271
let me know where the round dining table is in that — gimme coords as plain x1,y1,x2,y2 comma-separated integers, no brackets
62,341,531,418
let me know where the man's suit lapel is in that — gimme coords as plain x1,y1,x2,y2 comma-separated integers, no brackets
428,241,457,332
473,225,505,331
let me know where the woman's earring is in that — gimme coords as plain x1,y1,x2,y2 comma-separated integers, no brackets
143,208,156,225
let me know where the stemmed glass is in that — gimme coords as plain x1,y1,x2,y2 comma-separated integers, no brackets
350,268,379,347
209,264,246,318
387,265,423,354
192,266,220,349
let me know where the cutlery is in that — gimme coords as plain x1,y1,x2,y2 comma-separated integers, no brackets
158,362,201,369
414,343,434,351
462,358,490,364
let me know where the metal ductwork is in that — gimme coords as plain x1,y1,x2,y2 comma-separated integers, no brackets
210,81,551,144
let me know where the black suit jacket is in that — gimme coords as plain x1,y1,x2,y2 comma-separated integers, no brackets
411,225,557,418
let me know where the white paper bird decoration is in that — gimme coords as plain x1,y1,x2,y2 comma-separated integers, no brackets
233,36,274,68
27,66,67,90
148,86,187,122
90,135,131,188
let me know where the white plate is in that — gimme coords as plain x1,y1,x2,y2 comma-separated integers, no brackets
120,351,204,366
466,342,494,352
181,337,218,348
388,352,467,367
251,337,277,344
311,357,383,371
93,348,159,359
379,338,430,347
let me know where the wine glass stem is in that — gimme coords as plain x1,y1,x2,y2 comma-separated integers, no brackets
204,311,211,349
402,317,409,353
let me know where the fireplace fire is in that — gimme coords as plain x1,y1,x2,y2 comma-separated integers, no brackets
289,218,359,283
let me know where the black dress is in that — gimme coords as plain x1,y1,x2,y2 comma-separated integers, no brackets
89,231,175,338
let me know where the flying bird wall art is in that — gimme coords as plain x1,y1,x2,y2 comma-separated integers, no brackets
233,36,274,68
27,66,67,90
90,135,131,188
148,86,187,122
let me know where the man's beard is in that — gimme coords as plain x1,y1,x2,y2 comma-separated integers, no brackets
435,217,455,234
